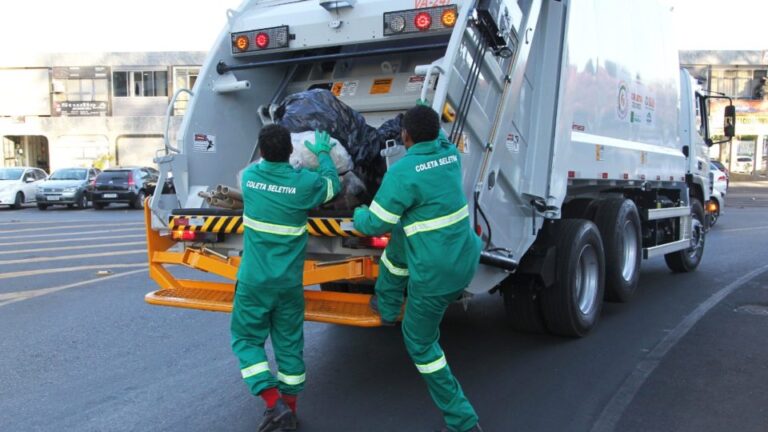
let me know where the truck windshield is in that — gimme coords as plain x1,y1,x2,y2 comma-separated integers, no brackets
0,168,24,180
49,169,87,180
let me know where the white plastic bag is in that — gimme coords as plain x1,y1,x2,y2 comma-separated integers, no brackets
289,131,353,174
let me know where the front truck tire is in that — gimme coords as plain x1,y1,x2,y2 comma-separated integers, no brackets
501,276,547,333
593,198,642,303
540,220,605,337
664,199,706,273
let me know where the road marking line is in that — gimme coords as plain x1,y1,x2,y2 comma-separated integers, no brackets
0,234,146,247
589,264,768,432
0,241,146,256
0,222,144,234
0,219,99,226
0,268,147,308
0,263,147,280
0,227,144,240
718,225,768,233
0,249,145,266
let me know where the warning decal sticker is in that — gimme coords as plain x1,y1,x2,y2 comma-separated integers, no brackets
194,134,216,153
370,78,394,95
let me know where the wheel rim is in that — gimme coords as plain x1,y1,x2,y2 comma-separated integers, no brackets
575,243,600,315
688,217,704,259
138,192,145,208
81,195,87,207
621,220,639,282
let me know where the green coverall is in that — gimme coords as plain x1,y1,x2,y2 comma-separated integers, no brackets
232,152,340,398
353,136,482,432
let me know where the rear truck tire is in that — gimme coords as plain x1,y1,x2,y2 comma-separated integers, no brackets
593,198,642,303
131,190,146,209
501,276,547,334
540,219,605,337
11,192,23,210
37,203,48,211
664,199,706,273
93,202,106,210
561,198,599,220
77,193,89,209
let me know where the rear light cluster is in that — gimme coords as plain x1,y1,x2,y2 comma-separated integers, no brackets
383,5,458,36
127,172,135,187
341,235,390,250
231,25,290,54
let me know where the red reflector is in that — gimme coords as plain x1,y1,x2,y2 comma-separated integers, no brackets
414,12,432,31
369,236,389,249
255,32,270,49
175,217,190,226
475,224,482,235
602,172,609,179
568,170,576,178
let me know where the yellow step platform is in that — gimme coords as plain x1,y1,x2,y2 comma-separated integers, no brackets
145,287,386,327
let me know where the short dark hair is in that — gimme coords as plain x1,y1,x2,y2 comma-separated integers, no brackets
258,124,292,162
403,105,440,144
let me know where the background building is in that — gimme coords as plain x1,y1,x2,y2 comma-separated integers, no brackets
0,52,204,172
681,50,768,176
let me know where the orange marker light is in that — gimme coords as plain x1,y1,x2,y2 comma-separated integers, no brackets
441,9,457,27
235,35,249,51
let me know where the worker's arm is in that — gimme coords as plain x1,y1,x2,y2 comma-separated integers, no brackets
304,130,341,209
353,168,413,236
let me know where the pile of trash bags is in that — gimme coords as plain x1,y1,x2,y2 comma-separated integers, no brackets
274,89,404,209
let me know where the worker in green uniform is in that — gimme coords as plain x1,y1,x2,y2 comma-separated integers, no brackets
231,124,341,432
353,105,483,432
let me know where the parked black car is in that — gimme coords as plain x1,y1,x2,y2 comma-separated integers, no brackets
90,167,169,210
36,167,100,210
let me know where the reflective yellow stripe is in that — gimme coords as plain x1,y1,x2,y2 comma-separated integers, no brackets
370,200,400,224
403,205,469,237
241,362,270,379
243,215,306,236
323,177,334,204
380,250,408,277
415,355,447,374
277,371,306,386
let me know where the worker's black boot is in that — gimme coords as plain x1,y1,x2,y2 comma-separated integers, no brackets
435,424,484,432
257,399,295,432
369,295,396,326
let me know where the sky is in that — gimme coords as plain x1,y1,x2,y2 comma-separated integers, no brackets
0,0,766,55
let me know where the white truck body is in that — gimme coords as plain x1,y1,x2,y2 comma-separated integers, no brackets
147,0,729,334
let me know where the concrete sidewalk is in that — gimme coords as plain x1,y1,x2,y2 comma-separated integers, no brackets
615,270,768,432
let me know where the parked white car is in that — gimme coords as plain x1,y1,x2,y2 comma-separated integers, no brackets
0,167,48,209
708,162,728,226
733,156,753,174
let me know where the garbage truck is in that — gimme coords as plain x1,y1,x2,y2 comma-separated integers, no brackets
144,0,735,336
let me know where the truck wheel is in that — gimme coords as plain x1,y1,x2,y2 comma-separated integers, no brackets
540,220,605,337
664,199,705,273
501,276,547,334
593,198,641,303
131,191,146,209
11,192,23,210
77,193,89,209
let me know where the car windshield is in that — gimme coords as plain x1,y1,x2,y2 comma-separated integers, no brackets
49,169,87,180
0,168,24,181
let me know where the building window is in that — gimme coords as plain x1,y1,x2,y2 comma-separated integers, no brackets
710,68,768,99
172,67,201,115
113,70,169,98
51,66,110,117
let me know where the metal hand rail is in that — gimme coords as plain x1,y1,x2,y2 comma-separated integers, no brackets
163,88,194,155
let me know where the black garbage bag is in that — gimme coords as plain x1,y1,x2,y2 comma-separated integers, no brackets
274,89,386,192
377,113,404,145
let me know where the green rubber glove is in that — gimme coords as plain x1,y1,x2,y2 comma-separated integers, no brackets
304,129,335,155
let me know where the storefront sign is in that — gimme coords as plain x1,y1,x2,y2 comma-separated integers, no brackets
54,101,109,117
52,66,109,80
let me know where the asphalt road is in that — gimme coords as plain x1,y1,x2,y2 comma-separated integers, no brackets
0,185,766,432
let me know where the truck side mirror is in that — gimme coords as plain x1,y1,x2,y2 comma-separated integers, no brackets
723,104,736,138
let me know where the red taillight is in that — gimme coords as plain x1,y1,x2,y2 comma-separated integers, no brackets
368,236,389,249
172,230,198,241
255,32,270,49
127,172,135,186
717,175,726,182
414,12,432,31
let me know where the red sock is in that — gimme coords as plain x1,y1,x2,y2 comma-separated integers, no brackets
260,387,280,409
282,394,297,413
